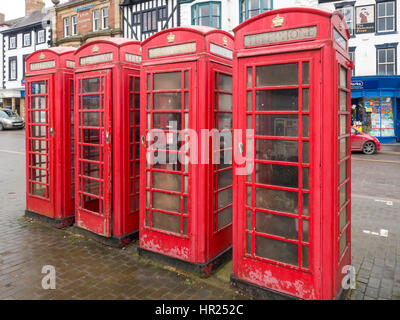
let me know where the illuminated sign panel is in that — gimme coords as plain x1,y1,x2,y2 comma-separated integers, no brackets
80,53,113,65
125,53,142,63
66,60,75,68
210,43,233,59
148,42,196,58
333,29,347,49
30,60,56,71
244,26,317,46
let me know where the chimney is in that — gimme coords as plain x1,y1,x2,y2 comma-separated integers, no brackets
0,13,5,24
25,0,46,15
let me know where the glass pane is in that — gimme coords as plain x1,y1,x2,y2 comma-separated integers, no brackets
82,129,100,144
82,178,100,196
246,210,252,230
340,115,347,135
303,167,309,190
339,138,347,159
218,206,232,229
302,246,309,268
152,171,181,192
340,66,347,88
302,141,309,163
218,94,232,111
340,160,347,184
339,183,347,207
302,220,309,242
255,235,298,266
303,62,309,84
152,192,181,213
256,89,298,111
255,211,298,239
82,162,100,178
247,91,252,110
82,78,101,93
32,97,46,109
217,170,232,189
31,111,47,123
255,187,298,214
246,232,252,255
340,230,347,256
256,115,298,136
216,187,232,209
217,113,232,129
153,92,181,110
153,113,182,130
219,74,232,92
340,91,347,111
256,140,298,162
302,89,309,111
31,81,46,94
255,163,298,188
83,112,101,127
82,95,100,110
303,115,309,137
256,63,298,87
152,211,181,234
303,193,309,216
153,72,181,90
340,206,347,232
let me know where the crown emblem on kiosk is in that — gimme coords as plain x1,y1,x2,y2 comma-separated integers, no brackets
92,45,99,53
272,14,284,27
39,53,45,60
167,32,175,43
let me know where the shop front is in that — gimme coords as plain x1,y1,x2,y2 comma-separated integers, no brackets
351,76,400,144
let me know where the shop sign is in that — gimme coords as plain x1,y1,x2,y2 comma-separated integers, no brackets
351,80,364,89
244,26,317,47
75,4,94,12
356,5,375,34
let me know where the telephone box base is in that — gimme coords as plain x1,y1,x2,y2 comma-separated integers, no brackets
72,226,138,248
138,246,232,278
25,210,74,229
230,275,300,300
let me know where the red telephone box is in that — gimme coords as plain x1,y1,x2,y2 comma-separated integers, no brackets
139,27,234,275
25,47,76,228
231,8,352,299
73,39,141,246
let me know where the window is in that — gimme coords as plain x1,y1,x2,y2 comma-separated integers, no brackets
37,29,45,44
72,15,78,35
9,57,17,81
158,6,168,21
192,2,221,29
142,9,157,33
377,1,395,33
338,6,354,36
23,54,29,79
377,46,396,75
9,35,17,49
349,47,355,76
64,17,70,37
240,0,273,23
93,9,100,31
23,32,31,47
132,12,141,25
101,7,109,29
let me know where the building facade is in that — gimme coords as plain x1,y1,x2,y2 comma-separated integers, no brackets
121,0,181,41
319,0,400,143
0,1,53,117
54,0,123,47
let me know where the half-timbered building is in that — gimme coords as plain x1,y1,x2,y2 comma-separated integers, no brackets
121,0,181,41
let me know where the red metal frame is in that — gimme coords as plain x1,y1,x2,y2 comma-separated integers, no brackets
232,8,351,300
140,27,234,272
25,47,76,226
73,39,141,242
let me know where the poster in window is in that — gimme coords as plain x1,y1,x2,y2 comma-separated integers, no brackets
356,5,375,34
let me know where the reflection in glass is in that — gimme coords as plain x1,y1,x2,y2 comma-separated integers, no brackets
256,89,298,111
255,163,298,188
82,78,101,93
256,140,298,162
255,187,298,214
255,211,298,239
255,235,298,266
153,92,181,110
256,115,298,137
256,63,298,87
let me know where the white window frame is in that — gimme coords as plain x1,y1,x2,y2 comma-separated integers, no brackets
377,1,396,33
9,58,17,81
93,9,100,32
338,6,354,36
71,15,78,36
9,36,17,49
64,17,70,37
377,47,396,75
37,29,45,44
23,32,31,47
101,7,109,29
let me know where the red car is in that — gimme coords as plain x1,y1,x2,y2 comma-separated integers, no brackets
351,127,381,154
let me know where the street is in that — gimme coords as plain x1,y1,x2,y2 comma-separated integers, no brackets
0,129,399,300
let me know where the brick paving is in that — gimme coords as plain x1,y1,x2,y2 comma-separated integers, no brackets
0,130,399,300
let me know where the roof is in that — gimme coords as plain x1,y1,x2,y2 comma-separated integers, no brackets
1,8,52,34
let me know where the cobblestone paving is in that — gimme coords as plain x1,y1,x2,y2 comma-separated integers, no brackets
0,130,399,300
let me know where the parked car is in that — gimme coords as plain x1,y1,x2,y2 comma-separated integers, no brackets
351,127,381,155
0,109,25,130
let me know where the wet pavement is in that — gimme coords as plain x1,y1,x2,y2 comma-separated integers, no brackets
0,129,399,300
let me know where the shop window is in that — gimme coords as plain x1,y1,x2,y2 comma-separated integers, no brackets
191,2,221,29
240,0,273,23
23,32,31,47
377,1,395,33
71,15,78,35
93,9,100,32
64,17,70,37
9,57,17,81
376,45,397,75
9,35,17,49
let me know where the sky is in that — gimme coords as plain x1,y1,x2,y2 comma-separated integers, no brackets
0,0,68,20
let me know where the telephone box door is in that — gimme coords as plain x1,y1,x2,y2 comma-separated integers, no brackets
26,76,55,217
141,62,195,260
236,50,321,299
75,70,112,237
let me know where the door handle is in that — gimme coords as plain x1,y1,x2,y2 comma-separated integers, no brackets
50,128,54,136
141,135,145,146
105,132,110,143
